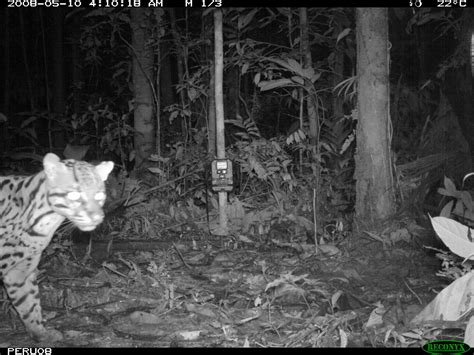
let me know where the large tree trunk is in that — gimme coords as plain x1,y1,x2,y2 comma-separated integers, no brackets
354,8,395,226
131,8,155,168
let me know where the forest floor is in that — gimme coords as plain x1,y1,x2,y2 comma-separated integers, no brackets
0,220,464,348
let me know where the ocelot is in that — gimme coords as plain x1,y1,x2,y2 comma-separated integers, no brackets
0,153,114,342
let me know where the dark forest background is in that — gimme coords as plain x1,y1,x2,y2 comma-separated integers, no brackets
0,7,473,232
1,8,474,346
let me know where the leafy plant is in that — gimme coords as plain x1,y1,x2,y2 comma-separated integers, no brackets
415,216,474,346
412,175,474,345
438,176,474,227
228,139,295,196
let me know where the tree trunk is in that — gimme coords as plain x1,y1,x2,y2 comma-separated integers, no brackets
208,58,216,156
214,9,228,235
354,8,395,226
71,13,83,114
331,25,344,120
1,8,10,151
19,10,35,111
131,8,155,168
160,42,174,109
169,9,187,141
169,9,185,107
51,9,66,149
446,10,474,156
153,8,164,156
51,8,65,114
299,8,318,150
204,12,216,156
299,8,321,236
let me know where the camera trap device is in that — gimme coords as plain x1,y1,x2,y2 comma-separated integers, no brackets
211,159,233,192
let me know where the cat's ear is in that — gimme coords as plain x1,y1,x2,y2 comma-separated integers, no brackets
95,161,114,181
43,153,62,180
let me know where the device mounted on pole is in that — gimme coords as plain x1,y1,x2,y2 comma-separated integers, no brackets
212,9,229,236
211,159,233,192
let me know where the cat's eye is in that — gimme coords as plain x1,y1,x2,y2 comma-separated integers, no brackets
95,191,106,201
67,191,81,201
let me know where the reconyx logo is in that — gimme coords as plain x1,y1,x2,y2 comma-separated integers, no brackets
422,340,471,355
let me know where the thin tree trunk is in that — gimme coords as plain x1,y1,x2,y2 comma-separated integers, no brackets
299,8,318,152
214,9,228,235
51,8,66,149
160,42,174,108
153,8,164,157
204,13,216,155
331,23,344,120
208,58,216,156
19,10,35,111
39,10,53,151
299,7,320,239
214,10,225,158
2,8,10,151
51,8,65,114
71,13,83,114
131,8,155,169
169,8,186,139
354,8,395,225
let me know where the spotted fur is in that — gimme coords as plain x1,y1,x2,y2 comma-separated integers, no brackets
0,153,113,342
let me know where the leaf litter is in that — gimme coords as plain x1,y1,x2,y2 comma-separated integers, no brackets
0,218,456,347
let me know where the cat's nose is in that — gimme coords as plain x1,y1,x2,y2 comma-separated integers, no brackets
90,211,104,224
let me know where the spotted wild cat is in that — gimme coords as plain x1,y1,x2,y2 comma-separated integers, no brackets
0,153,114,342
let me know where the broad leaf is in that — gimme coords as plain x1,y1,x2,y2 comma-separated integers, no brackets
336,28,351,44
430,216,474,259
444,176,458,196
